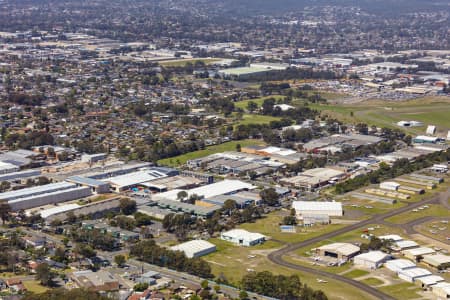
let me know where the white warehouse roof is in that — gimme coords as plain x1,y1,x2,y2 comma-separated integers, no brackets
105,170,167,188
417,275,445,286
0,182,76,201
395,240,419,249
222,229,265,241
292,201,343,214
170,240,216,258
379,234,403,242
353,251,389,263
39,203,81,219
154,179,256,201
316,242,360,256
398,267,432,278
385,259,416,272
403,247,435,257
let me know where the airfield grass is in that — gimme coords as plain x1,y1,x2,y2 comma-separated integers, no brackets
159,58,220,67
237,210,346,244
309,96,450,133
157,139,264,167
385,204,449,224
343,269,370,279
361,277,384,286
378,282,422,300
205,238,377,300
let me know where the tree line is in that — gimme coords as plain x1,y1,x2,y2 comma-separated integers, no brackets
130,239,213,278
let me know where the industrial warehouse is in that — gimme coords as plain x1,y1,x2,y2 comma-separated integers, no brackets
170,240,217,258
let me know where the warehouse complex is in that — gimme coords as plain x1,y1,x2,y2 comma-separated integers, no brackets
170,240,216,258
292,201,343,224
0,182,92,211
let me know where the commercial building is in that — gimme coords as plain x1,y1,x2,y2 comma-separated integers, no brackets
136,271,160,285
403,247,436,261
153,179,256,202
81,153,107,163
353,251,390,269
41,197,121,224
292,201,343,221
66,176,110,194
281,168,346,191
314,243,360,261
0,161,20,174
380,181,400,191
0,169,41,182
152,199,221,218
416,275,445,289
431,282,450,299
303,134,383,153
398,267,432,283
104,169,168,192
170,240,216,258
220,229,265,246
385,259,416,273
70,270,119,292
422,254,450,269
0,182,92,211
413,135,443,144
393,240,419,251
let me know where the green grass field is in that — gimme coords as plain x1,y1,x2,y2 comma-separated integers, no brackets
236,114,281,126
343,269,370,279
385,204,449,224
159,58,221,67
235,95,285,110
238,211,346,244
23,280,50,294
309,97,450,133
378,282,422,300
157,139,264,167
205,238,377,300
361,277,384,286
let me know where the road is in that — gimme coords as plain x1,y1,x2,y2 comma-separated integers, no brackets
268,188,450,300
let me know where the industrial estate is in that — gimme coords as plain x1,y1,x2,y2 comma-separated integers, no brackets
0,1,449,300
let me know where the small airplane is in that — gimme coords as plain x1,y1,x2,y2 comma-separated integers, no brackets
316,278,328,283
246,268,255,272
247,255,256,258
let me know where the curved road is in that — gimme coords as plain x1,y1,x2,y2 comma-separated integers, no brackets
268,188,450,300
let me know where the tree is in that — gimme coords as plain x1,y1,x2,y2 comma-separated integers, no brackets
22,288,110,300
239,290,249,300
201,279,209,289
247,101,258,112
114,254,126,267
177,191,188,201
119,198,136,215
260,188,279,206
0,201,11,224
133,282,149,291
35,263,55,286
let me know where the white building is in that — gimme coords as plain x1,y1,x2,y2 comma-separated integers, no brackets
394,240,419,251
403,247,435,261
416,275,445,289
292,201,343,220
170,240,216,258
353,251,390,269
153,179,256,201
432,282,450,299
385,259,416,273
380,182,400,191
398,267,432,283
220,229,265,246
0,161,20,174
